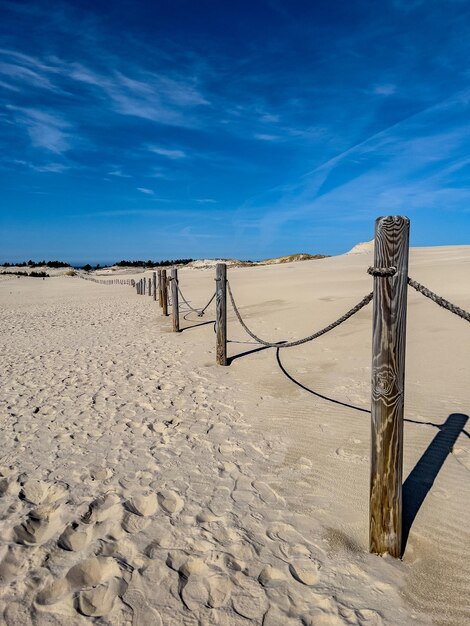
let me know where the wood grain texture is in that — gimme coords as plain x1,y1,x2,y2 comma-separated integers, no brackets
161,269,168,316
152,272,157,302
158,270,163,307
216,263,227,366
171,268,179,332
369,215,410,557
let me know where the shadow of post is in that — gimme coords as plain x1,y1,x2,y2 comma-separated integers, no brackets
402,412,469,553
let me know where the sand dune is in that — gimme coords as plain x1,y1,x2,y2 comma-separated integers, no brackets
0,245,469,625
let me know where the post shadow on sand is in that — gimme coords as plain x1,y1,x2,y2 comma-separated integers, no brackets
274,348,469,554
179,310,215,332
402,412,469,552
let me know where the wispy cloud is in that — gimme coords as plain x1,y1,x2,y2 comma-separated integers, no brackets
373,83,397,96
137,187,154,195
108,169,131,178
254,133,280,141
7,106,72,153
147,145,187,159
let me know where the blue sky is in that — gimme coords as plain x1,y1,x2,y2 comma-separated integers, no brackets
1,0,470,264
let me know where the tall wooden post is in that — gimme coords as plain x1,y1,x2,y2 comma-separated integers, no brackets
216,263,227,366
171,268,179,332
148,277,152,296
161,269,168,316
369,215,410,558
152,272,157,301
158,270,163,307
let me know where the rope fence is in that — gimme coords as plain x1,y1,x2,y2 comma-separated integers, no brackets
75,216,469,559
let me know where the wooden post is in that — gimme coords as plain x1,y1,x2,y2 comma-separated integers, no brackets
171,268,179,332
161,269,168,316
152,272,157,302
148,277,152,296
369,215,410,558
158,270,163,307
216,263,227,366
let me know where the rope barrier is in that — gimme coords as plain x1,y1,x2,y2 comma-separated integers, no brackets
369,265,470,323
177,284,216,317
367,266,397,277
408,277,470,323
226,280,373,348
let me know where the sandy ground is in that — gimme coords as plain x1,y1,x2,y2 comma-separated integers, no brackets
0,246,469,625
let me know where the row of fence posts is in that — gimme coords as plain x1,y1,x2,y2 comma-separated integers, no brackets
129,216,410,558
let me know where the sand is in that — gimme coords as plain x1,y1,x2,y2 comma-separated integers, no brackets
0,245,469,625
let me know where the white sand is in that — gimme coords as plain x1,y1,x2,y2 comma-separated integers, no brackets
0,246,469,625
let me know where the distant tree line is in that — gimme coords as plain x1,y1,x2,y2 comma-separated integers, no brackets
1,270,49,277
115,259,194,268
1,260,70,268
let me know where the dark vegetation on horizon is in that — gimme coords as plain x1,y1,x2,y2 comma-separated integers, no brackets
115,259,194,268
1,260,70,268
1,270,49,277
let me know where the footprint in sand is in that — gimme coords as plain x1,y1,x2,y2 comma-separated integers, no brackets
125,493,158,517
0,545,29,584
78,578,121,617
122,512,151,534
82,492,121,524
20,479,65,505
178,558,231,611
258,564,288,588
38,556,122,616
123,584,163,625
232,577,268,620
252,480,281,505
14,502,65,545
3,602,33,626
453,446,470,470
58,522,91,551
157,490,184,516
289,558,321,586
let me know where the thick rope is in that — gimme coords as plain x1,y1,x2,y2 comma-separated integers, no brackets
177,285,216,317
367,266,397,277
408,277,470,323
227,281,373,348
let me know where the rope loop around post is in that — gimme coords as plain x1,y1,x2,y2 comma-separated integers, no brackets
367,266,397,277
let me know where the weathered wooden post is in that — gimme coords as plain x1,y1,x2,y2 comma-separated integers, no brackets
369,215,410,558
216,263,227,366
171,268,179,332
161,269,168,316
158,270,163,307
152,272,157,302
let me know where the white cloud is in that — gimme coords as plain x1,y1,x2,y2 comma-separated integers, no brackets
8,106,72,153
109,169,131,178
148,145,187,159
137,187,154,195
254,133,280,141
373,84,397,96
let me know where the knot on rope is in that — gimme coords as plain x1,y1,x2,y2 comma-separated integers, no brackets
367,266,397,277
